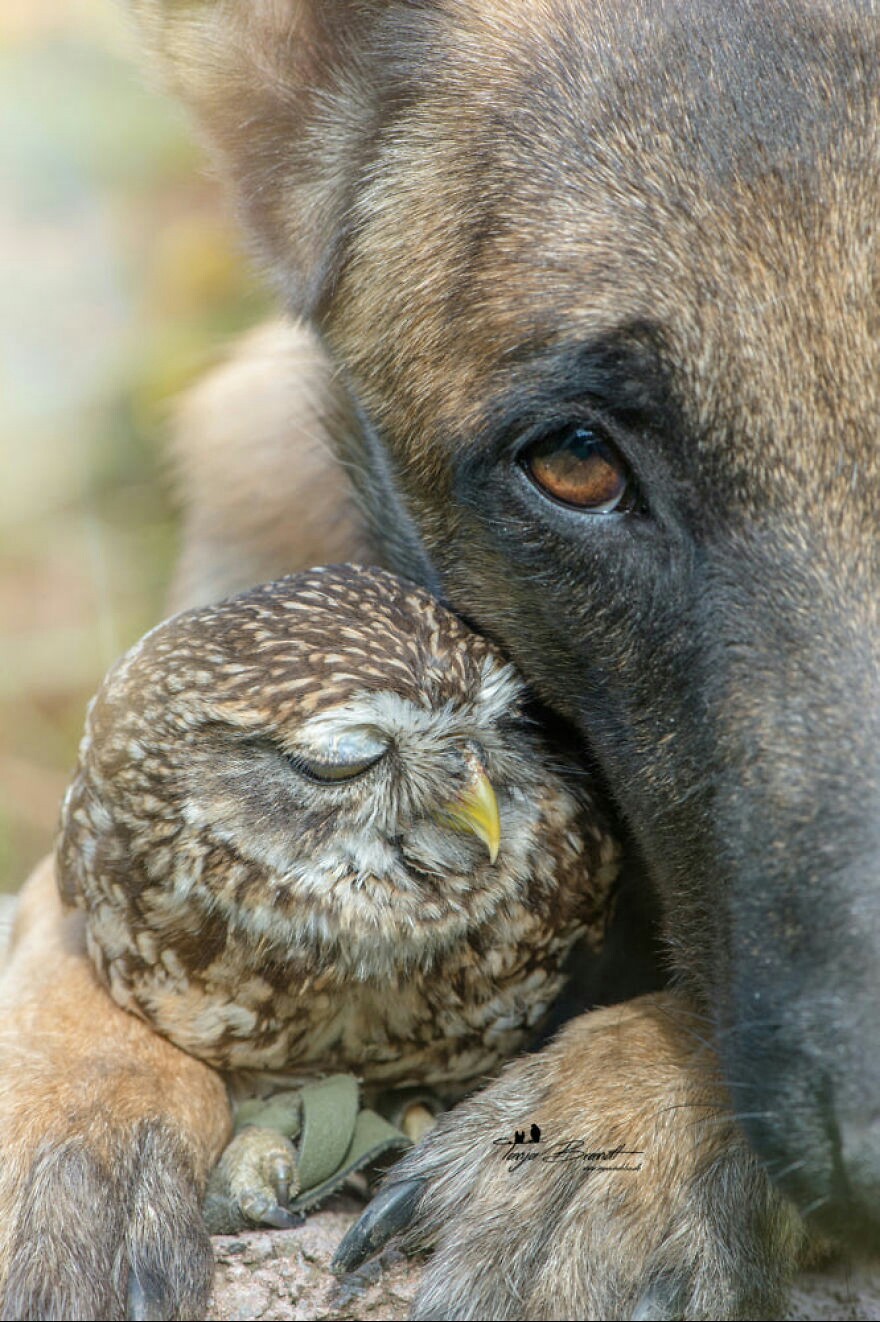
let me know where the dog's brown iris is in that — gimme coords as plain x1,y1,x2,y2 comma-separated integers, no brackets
524,427,633,513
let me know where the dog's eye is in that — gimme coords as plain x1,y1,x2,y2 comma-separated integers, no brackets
521,426,636,513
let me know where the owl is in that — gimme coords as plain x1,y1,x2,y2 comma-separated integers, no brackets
57,564,619,1226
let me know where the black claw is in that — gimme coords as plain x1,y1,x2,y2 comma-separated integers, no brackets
270,1158,291,1208
631,1275,689,1321
331,1178,425,1275
264,1203,305,1230
126,1268,173,1322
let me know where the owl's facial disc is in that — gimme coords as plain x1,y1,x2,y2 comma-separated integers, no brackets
286,685,519,869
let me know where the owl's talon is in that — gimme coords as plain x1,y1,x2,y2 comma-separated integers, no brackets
203,1126,300,1234
273,1173,290,1209
331,1177,425,1274
239,1194,304,1230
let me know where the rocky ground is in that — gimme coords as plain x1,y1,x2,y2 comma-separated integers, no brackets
210,1196,880,1322
208,1198,417,1322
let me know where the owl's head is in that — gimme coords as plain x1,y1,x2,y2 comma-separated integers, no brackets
62,566,585,975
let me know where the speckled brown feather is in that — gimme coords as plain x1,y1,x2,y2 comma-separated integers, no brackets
57,565,619,1095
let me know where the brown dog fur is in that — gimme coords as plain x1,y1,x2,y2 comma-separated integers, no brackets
2,1,879,1318
166,320,370,612
0,860,231,1319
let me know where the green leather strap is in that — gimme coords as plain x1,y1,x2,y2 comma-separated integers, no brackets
294,1074,361,1192
290,1105,411,1212
229,1074,412,1216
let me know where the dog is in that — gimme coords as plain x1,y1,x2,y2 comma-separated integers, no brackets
0,1,877,1317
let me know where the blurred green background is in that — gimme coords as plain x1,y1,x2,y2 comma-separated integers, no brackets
0,1,271,890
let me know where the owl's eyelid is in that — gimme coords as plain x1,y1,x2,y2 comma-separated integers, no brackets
286,750,387,785
284,724,391,785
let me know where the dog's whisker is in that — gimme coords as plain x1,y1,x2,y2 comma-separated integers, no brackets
799,1195,831,1221
765,1157,808,1182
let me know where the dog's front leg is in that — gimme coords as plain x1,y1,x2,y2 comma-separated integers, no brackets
0,858,232,1321
336,992,807,1321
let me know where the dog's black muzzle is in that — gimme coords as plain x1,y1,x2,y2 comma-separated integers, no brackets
707,575,880,1247
721,859,880,1246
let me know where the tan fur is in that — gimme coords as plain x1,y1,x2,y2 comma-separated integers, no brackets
0,859,231,1317
167,320,370,612
386,993,806,1319
0,859,228,1154
4,1,877,1317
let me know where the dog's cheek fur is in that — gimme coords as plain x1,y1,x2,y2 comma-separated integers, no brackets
133,0,880,1248
130,0,403,314
320,6,880,1237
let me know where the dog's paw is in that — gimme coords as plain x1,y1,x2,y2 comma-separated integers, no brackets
0,1120,213,1322
0,861,233,1320
335,994,806,1321
204,1126,302,1234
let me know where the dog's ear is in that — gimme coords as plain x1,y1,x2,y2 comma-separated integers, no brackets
131,1,406,315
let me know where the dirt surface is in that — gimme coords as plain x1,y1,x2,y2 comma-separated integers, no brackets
209,1198,417,1322
787,1258,880,1322
209,1198,880,1322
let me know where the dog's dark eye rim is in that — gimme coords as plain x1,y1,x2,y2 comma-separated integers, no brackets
287,751,387,784
516,421,642,515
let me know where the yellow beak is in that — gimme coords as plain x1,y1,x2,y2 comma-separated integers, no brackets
438,763,501,864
